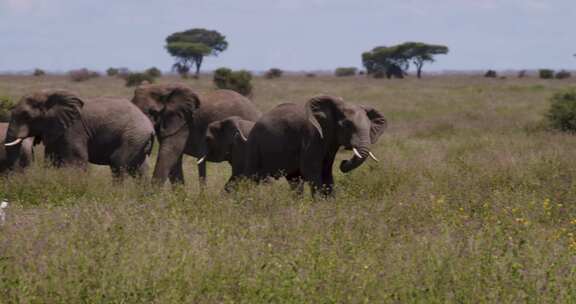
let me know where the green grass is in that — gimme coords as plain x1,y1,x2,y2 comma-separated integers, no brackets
1,74,576,302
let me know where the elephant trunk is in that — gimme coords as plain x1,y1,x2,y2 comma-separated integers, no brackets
339,132,371,173
3,126,25,170
4,123,29,147
152,132,188,185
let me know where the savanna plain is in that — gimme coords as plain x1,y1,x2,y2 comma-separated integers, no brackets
1,74,576,303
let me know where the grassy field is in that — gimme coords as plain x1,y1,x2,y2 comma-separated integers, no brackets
1,74,576,302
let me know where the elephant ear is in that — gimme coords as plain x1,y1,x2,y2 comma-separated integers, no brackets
43,91,84,143
158,86,200,137
165,86,200,122
362,106,387,144
305,95,342,139
221,117,249,142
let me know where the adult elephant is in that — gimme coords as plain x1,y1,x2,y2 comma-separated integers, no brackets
245,95,387,196
5,89,154,179
0,123,34,173
130,84,261,185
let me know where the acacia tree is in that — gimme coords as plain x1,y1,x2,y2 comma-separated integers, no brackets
165,28,228,78
362,46,410,79
362,42,449,79
402,42,449,78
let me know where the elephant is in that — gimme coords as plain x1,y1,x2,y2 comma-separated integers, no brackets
5,89,155,179
0,122,34,173
130,83,261,185
203,116,255,191
245,95,387,196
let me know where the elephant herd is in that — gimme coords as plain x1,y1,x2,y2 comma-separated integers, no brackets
1,83,387,197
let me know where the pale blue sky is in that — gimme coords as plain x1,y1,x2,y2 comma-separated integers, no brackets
0,0,574,72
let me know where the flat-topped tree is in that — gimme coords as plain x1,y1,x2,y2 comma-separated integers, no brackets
362,45,411,79
165,28,228,78
362,42,449,79
402,42,449,78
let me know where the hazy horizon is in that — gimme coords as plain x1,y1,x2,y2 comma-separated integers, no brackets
1,0,574,73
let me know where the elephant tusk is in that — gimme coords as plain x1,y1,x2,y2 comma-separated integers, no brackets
4,138,23,147
368,152,379,162
353,148,363,158
197,156,206,164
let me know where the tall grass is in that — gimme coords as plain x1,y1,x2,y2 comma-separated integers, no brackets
0,75,575,302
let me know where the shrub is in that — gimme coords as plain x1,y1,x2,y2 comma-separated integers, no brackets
335,67,357,77
69,68,100,82
0,95,15,122
125,73,155,87
484,70,497,78
539,69,554,79
305,73,316,78
547,89,576,132
265,68,283,79
106,68,119,77
555,70,571,80
213,68,253,97
33,69,46,77
145,67,162,78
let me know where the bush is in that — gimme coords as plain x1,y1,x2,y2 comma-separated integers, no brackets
265,68,283,79
335,67,357,77
484,70,497,78
33,69,46,77
145,67,162,78
213,68,253,97
106,68,119,77
539,69,554,79
555,70,571,80
125,73,155,87
69,68,100,82
305,73,316,78
547,89,576,132
0,95,15,122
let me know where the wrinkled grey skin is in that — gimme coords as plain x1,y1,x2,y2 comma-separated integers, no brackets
204,116,255,191
0,122,34,173
245,95,387,197
131,83,261,185
6,89,154,179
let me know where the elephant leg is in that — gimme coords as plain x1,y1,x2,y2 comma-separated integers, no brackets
286,172,304,197
224,175,240,193
198,161,207,187
320,151,337,197
300,144,325,198
169,155,184,184
301,165,323,198
57,143,89,170
111,145,145,181
131,156,149,179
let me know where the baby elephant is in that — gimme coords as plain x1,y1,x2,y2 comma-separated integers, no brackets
0,122,34,173
199,116,255,191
